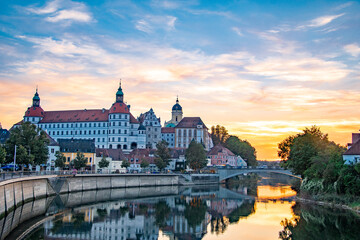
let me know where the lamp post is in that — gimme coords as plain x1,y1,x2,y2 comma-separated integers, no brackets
13,145,17,172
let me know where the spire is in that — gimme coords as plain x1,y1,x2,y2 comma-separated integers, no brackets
32,86,40,107
176,95,179,103
116,79,124,103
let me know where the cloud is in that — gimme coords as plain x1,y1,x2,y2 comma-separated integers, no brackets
25,0,93,24
298,13,344,29
344,43,360,57
27,0,60,14
47,9,92,22
135,15,177,33
245,56,350,82
232,27,243,36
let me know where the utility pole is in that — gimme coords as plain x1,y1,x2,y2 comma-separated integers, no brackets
13,145,17,172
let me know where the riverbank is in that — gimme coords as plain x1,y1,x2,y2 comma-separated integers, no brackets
295,193,360,215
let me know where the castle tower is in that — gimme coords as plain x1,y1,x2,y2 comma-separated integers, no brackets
171,96,183,124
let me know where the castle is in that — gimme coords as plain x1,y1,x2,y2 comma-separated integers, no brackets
17,82,213,152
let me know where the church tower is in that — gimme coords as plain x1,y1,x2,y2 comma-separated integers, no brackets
171,97,183,124
24,87,44,124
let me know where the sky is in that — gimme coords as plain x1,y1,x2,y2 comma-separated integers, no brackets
0,0,360,160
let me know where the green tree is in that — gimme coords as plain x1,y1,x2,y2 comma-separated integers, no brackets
185,140,207,171
211,125,229,145
140,159,149,169
98,155,110,169
72,152,87,170
278,126,345,178
54,151,66,169
225,136,257,167
0,146,6,165
121,159,130,168
5,122,49,166
154,140,171,171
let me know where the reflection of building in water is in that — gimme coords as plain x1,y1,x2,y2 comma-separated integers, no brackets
210,199,245,216
44,203,159,240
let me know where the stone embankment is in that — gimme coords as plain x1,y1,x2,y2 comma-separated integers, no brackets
0,174,179,218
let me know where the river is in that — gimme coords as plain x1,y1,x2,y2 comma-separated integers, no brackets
2,173,360,240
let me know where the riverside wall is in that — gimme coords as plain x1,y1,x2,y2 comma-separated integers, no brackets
0,174,179,218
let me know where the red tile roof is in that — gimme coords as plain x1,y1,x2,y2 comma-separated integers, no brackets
161,127,175,133
109,102,130,114
24,106,45,117
96,148,127,160
130,113,139,124
175,117,207,129
207,144,235,156
40,109,109,123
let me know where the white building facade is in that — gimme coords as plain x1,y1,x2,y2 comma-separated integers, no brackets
21,84,146,151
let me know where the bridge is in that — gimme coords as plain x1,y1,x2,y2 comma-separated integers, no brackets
217,168,301,182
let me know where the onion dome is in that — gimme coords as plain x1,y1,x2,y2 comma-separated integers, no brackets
172,97,182,111
109,102,130,114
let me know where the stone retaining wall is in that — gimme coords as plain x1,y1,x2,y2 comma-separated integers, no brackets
0,174,179,218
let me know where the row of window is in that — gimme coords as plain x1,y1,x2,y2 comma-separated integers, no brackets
40,122,108,129
111,121,128,126
50,129,107,136
177,129,200,137
109,114,129,120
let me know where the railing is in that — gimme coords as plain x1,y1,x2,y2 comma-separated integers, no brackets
0,170,93,182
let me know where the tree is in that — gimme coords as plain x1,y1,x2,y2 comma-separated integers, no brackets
140,159,149,169
225,136,257,167
5,122,49,166
72,152,87,170
98,155,110,169
211,125,229,145
54,151,66,169
155,140,171,171
0,146,6,165
185,140,207,171
121,159,130,168
278,126,345,178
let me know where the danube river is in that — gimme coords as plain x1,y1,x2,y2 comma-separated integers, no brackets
2,174,360,240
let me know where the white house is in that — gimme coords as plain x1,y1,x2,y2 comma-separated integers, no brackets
343,133,360,165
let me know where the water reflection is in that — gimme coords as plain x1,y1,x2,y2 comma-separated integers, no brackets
279,202,360,240
2,175,360,240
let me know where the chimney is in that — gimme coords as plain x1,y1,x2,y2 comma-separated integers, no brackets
352,133,360,144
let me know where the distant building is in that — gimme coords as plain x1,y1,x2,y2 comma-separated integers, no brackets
208,144,247,167
168,148,186,171
138,108,161,149
58,139,96,169
45,133,60,170
343,133,360,164
18,83,146,151
126,148,157,172
95,148,127,173
164,97,183,127
161,127,175,148
174,117,212,150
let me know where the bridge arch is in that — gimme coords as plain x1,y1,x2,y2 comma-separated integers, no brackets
218,168,301,182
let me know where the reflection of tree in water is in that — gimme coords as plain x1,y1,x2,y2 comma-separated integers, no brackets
96,208,108,221
225,174,259,196
210,216,229,235
184,198,207,230
279,202,360,240
119,206,129,217
155,201,170,228
72,212,86,229
227,201,255,223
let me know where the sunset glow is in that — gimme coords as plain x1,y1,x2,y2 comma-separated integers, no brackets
1,0,360,160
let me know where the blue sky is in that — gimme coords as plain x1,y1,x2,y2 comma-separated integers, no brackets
1,0,360,159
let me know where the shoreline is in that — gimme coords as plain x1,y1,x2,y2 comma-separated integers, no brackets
295,195,360,215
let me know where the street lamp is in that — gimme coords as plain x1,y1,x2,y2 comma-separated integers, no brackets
13,145,17,172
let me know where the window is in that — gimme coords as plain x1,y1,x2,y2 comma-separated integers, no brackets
89,157,92,163
80,123,82,127
103,130,105,134
118,129,121,134
57,131,59,135
89,123,91,127
66,131,68,135
51,149,54,153
67,157,70,162
61,131,63,135
124,130,127,134
119,122,121,126
98,130,100,134
118,137,121,141
124,138,127,142
103,138,105,142
80,131,82,135
93,130,96,134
